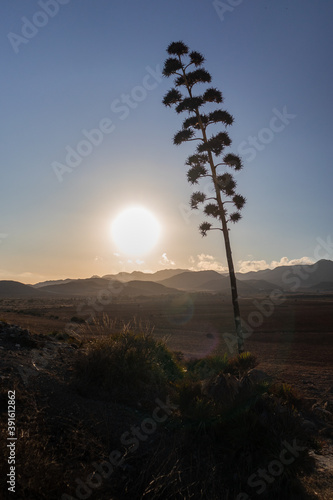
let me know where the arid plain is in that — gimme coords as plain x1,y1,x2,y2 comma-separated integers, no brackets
1,292,332,396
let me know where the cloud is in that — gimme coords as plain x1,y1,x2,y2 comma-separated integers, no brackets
238,256,315,273
190,254,228,273
113,253,144,266
237,260,270,273
270,256,315,268
159,253,175,266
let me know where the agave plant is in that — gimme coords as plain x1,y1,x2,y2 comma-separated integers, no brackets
163,41,247,353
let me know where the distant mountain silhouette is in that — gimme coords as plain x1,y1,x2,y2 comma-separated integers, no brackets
194,276,229,292
121,280,180,297
103,269,187,283
158,270,223,290
33,278,73,288
36,277,179,297
0,281,47,297
193,277,279,295
42,278,113,296
243,279,283,293
237,259,333,291
2,260,332,298
102,272,145,283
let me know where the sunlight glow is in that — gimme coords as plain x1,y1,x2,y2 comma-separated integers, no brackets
111,206,161,256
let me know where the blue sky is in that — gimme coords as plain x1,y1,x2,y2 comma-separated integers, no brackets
1,0,332,283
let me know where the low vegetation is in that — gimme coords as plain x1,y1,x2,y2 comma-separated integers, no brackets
75,324,184,403
72,323,316,499
0,318,324,499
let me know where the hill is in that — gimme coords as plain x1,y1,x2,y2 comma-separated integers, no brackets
41,277,113,296
102,269,187,283
0,280,47,298
194,277,280,295
158,270,223,290
32,278,73,289
35,277,179,298
237,259,333,291
5,260,332,298
121,280,180,297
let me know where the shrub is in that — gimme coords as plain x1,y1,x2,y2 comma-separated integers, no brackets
137,382,314,500
225,351,258,376
186,354,228,380
269,382,301,406
74,329,183,403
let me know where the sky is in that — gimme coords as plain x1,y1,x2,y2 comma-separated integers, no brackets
1,0,332,284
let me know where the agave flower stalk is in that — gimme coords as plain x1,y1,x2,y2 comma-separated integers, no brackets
163,41,246,354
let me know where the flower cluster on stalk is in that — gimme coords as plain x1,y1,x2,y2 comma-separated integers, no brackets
162,41,246,237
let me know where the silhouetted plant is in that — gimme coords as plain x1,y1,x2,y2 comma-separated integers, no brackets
162,41,247,353
74,328,183,403
186,354,229,380
225,351,258,376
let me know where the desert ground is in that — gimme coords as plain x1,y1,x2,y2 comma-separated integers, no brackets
0,292,332,499
1,292,332,395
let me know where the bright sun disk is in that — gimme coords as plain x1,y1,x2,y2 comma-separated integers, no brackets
111,206,161,256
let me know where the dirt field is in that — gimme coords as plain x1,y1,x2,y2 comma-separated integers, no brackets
1,293,332,399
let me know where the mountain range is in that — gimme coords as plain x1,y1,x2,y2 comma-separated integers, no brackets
0,260,332,298
236,259,333,290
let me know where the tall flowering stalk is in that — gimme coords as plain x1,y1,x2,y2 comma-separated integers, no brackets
163,41,246,353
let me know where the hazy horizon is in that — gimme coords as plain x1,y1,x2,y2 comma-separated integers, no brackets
2,257,331,286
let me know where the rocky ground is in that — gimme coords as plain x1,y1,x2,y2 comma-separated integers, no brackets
0,321,332,499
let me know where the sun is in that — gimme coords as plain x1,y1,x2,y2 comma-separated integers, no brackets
111,206,161,256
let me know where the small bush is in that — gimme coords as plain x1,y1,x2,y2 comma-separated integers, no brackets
174,378,202,413
141,378,313,500
225,351,258,376
269,382,300,405
75,330,183,403
173,378,219,433
186,354,228,380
